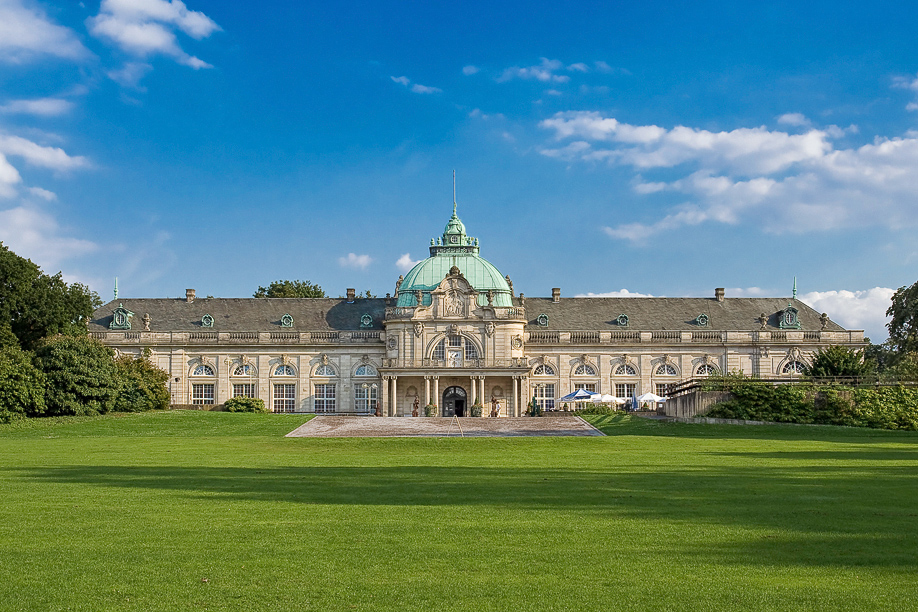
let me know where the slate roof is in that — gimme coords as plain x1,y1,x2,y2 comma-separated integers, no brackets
89,296,852,333
519,297,849,331
90,298,388,332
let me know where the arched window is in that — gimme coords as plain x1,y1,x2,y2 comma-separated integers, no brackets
465,338,479,360
696,364,717,376
274,365,296,376
574,364,597,376
354,364,378,377
192,364,215,376
782,360,807,375
432,336,480,366
233,364,254,376
533,364,555,376
614,364,637,376
315,364,336,377
655,364,677,376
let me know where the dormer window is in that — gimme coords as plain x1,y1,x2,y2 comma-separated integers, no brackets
201,314,214,328
110,304,134,330
281,314,294,328
537,314,549,327
779,305,800,330
617,314,629,326
695,314,708,327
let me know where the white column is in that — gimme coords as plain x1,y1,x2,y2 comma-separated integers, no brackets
433,376,439,412
424,376,430,406
381,375,389,417
480,376,486,408
391,376,398,417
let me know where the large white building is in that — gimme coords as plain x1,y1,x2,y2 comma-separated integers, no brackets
90,205,865,416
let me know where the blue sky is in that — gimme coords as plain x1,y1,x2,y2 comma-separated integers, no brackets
1,0,916,340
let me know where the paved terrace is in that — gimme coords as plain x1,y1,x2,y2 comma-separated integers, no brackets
286,415,604,437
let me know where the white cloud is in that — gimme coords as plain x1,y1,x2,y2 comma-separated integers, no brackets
27,186,56,201
0,204,98,271
410,83,441,94
567,62,589,72
777,112,812,128
0,97,74,116
462,65,479,75
539,110,918,239
0,0,91,63
498,58,570,83
575,289,655,298
0,153,21,198
107,62,153,89
725,287,770,297
88,0,220,70
339,253,372,270
0,134,89,171
800,287,894,341
468,108,504,120
391,76,441,94
396,253,419,272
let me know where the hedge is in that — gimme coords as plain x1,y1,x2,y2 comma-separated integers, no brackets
706,383,918,430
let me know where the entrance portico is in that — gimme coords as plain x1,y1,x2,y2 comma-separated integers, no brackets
377,368,529,417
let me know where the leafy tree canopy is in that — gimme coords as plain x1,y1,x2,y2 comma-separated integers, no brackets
254,280,326,298
0,242,101,351
888,280,918,356
114,352,170,413
34,335,119,417
804,345,872,378
0,345,46,422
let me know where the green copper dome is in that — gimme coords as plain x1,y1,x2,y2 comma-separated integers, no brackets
396,206,513,308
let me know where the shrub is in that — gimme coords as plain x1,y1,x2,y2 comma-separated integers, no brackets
470,403,483,417
424,403,438,417
113,353,170,413
0,345,46,422
224,397,268,413
34,335,119,417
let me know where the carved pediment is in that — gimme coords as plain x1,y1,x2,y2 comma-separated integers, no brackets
429,272,479,319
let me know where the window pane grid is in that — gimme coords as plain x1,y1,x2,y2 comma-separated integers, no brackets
533,383,555,411
315,383,336,413
615,383,636,398
233,384,256,398
273,384,296,413
192,383,215,405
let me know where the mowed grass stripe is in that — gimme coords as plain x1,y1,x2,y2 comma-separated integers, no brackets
1,411,916,611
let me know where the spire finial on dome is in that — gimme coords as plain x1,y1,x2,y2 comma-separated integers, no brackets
452,169,457,216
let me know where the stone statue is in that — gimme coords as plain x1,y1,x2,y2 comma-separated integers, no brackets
142,313,151,331
414,322,424,337
758,313,768,329
485,321,495,336
487,289,494,306
395,275,403,295
505,275,513,296
412,397,419,417
415,290,423,306
820,313,830,329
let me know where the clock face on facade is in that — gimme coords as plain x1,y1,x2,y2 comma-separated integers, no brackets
449,235,459,244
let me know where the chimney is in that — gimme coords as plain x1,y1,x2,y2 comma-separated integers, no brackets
346,288,355,302
186,288,195,303
715,287,725,302
552,287,561,303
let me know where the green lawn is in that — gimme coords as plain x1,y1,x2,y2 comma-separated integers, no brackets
1,411,917,611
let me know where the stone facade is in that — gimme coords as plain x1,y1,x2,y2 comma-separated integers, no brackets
89,208,865,415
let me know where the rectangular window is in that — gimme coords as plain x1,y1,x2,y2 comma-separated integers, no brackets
574,383,596,393
354,383,378,414
273,384,296,413
315,383,336,413
533,383,555,411
192,383,215,405
615,383,636,399
233,384,257,398
655,383,670,397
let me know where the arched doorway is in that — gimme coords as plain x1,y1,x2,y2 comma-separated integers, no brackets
442,386,467,417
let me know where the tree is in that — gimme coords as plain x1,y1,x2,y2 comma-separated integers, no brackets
34,335,119,417
113,352,170,412
253,280,326,298
887,280,918,356
804,345,872,378
0,242,101,351
0,345,46,422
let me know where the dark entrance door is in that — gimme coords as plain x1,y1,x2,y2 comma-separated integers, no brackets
442,386,467,417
